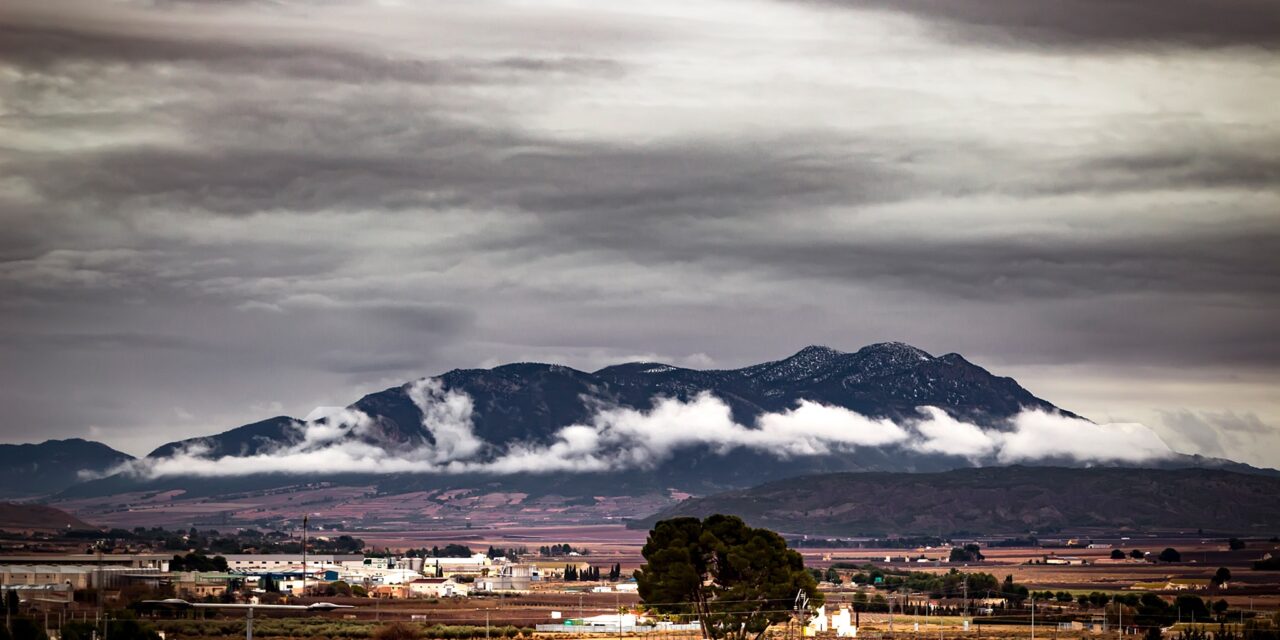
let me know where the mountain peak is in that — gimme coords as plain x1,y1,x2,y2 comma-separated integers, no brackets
855,341,934,361
793,344,843,358
735,344,846,383
593,361,684,376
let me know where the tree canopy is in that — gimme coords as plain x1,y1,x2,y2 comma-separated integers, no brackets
170,552,228,572
635,515,822,640
949,544,984,562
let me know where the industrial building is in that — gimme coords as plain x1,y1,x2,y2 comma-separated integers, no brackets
221,554,363,571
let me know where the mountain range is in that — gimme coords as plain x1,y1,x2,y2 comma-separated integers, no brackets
149,342,1059,459
5,342,1272,529
58,342,1083,498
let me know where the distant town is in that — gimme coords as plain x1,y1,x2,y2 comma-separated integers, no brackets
0,513,1277,640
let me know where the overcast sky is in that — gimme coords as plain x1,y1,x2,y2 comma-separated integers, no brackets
1,0,1277,466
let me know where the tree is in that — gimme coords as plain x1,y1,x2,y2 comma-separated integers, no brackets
1158,548,1181,563
1212,567,1231,587
439,544,472,558
635,515,822,640
1139,593,1169,614
170,552,228,572
1254,555,1280,571
1213,599,1229,617
9,618,46,640
1111,549,1126,560
1228,538,1246,551
373,622,423,640
1130,549,1145,560
1002,575,1029,605
1173,595,1209,620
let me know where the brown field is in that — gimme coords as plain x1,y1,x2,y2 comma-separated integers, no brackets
801,537,1280,611
51,485,677,531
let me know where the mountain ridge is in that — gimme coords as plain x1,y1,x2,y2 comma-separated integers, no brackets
140,342,1069,465
634,465,1280,535
31,343,1276,509
0,439,134,498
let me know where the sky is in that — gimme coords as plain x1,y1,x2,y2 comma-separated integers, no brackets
1,0,1277,466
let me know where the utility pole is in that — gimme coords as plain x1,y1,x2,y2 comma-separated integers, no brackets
302,515,308,600
1030,596,1034,640
486,611,490,639
890,593,901,634
96,541,104,632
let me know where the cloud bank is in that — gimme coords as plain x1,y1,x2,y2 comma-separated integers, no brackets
110,380,1175,479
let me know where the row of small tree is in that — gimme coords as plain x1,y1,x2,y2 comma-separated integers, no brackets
561,564,623,581
1107,547,1185,562
484,546,525,561
404,544,473,558
538,544,589,557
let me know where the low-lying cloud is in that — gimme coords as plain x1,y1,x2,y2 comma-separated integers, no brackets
109,379,1175,479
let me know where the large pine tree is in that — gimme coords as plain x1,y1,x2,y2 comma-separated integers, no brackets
635,515,821,640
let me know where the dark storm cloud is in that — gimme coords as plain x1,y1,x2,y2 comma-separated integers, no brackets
3,331,212,352
1052,146,1280,194
814,0,1280,49
710,227,1280,301
8,126,905,219
0,22,621,85
314,351,437,376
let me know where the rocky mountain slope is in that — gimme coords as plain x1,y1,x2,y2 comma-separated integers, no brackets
151,342,1063,458
0,439,134,498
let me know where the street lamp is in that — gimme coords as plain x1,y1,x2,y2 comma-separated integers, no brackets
143,599,352,640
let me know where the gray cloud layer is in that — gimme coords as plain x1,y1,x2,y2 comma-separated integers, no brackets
812,0,1280,49
1,0,1278,466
